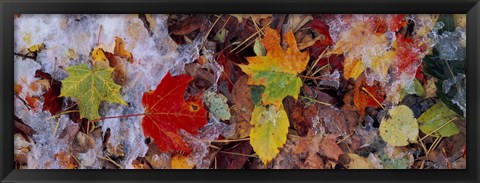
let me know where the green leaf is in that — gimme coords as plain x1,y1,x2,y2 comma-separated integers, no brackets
418,102,460,137
60,64,127,120
213,28,228,43
250,105,289,164
379,105,419,147
251,71,303,107
253,39,266,56
399,79,425,102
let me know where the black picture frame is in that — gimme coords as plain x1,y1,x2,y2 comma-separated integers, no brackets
1,0,479,182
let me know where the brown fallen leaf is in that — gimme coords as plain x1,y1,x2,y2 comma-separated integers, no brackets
145,141,171,169
54,151,78,169
317,104,360,136
215,141,253,169
171,15,207,35
57,122,80,144
14,133,31,165
72,132,96,154
231,76,253,138
283,97,319,136
14,116,36,140
318,134,344,161
35,70,64,115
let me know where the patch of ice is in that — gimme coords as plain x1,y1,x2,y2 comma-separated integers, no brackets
434,29,466,61
319,70,340,89
14,59,42,97
442,73,466,117
15,14,207,169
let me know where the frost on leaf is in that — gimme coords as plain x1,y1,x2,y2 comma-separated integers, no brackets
249,105,289,164
203,90,231,121
60,64,127,120
141,72,207,153
379,105,418,147
238,27,309,108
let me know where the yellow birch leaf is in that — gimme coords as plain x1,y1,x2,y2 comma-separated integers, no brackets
379,105,419,146
250,105,289,165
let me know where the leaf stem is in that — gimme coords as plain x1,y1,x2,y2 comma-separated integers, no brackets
89,113,146,123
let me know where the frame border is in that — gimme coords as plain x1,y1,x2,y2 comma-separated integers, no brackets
1,0,479,183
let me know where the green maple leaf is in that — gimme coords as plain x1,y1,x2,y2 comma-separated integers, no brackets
60,64,127,120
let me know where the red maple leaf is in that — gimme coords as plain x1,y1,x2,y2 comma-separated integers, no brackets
141,72,207,153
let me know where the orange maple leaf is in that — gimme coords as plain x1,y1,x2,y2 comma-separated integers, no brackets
353,73,385,117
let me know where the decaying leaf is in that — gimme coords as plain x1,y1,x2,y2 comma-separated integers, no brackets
141,72,207,153
379,105,419,146
347,153,375,169
35,70,63,115
203,90,231,121
250,105,289,164
60,64,127,120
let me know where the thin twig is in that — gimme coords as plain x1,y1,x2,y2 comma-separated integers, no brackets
48,110,80,120
299,96,332,106
218,151,258,158
337,132,354,144
206,138,250,143
201,14,223,49
229,22,271,54
99,156,122,169
419,117,457,141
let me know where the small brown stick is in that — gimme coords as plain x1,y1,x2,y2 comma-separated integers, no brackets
337,132,355,144
420,136,443,169
218,151,258,158
205,138,250,143
229,21,271,54
99,156,122,168
97,25,103,46
201,14,223,49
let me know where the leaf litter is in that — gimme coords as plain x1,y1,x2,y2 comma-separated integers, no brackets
13,14,466,169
